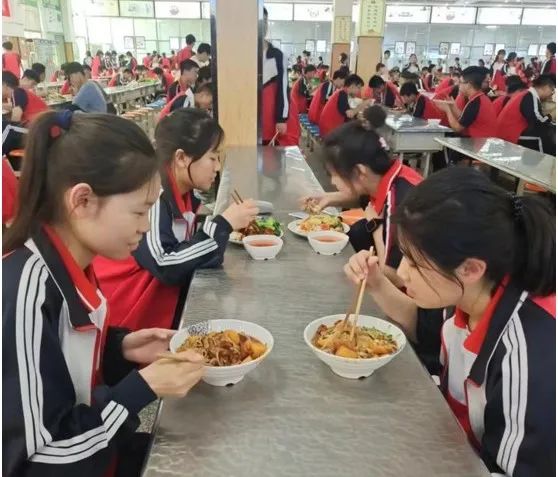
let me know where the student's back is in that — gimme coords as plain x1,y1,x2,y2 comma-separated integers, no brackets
72,80,107,113
459,91,497,137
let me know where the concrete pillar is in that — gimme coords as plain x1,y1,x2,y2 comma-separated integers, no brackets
330,0,352,72
355,0,387,83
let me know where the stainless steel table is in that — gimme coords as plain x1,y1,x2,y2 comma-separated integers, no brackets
381,114,450,176
435,137,556,194
142,146,490,477
105,82,160,113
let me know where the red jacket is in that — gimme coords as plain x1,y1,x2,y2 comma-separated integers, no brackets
491,69,506,93
435,77,453,94
541,55,556,75
177,46,193,65
413,94,445,122
319,89,346,137
18,89,48,125
459,92,497,138
60,80,71,95
2,159,18,225
308,81,333,124
290,77,309,114
92,56,101,78
2,51,21,77
492,95,509,117
496,90,530,144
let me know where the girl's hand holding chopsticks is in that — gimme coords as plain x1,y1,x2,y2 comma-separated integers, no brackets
343,249,384,291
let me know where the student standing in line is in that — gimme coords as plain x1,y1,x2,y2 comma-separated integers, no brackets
2,41,21,78
490,49,506,77
541,42,556,75
91,50,103,78
496,74,555,154
307,68,347,124
3,111,206,477
305,109,422,287
291,64,316,114
191,43,211,68
94,109,259,331
383,50,396,70
491,75,527,117
344,167,555,477
338,52,350,74
318,74,369,137
158,84,213,119
177,34,196,64
167,59,199,101
403,54,420,74
435,66,497,140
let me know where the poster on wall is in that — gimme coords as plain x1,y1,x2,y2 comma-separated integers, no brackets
119,1,154,18
405,42,415,56
483,44,494,56
305,40,315,53
41,0,63,33
135,36,146,50
439,42,449,55
528,44,539,56
124,36,134,50
461,46,471,59
394,41,405,55
450,43,461,55
358,0,386,37
333,16,352,43
538,44,546,56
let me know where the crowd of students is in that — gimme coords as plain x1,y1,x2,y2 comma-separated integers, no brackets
1,18,556,477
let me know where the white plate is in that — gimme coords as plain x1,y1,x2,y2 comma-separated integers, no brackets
254,200,273,214
229,230,284,245
287,219,350,238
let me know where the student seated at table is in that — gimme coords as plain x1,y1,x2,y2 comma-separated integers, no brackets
434,70,460,94
3,110,206,477
291,64,316,114
389,68,400,87
159,84,213,120
152,66,174,93
364,75,402,108
307,68,347,124
421,64,436,92
434,66,497,139
167,59,199,101
66,62,107,113
94,109,259,331
305,107,422,287
319,74,368,137
316,64,329,83
399,82,445,122
31,62,46,83
496,74,555,154
20,68,40,91
344,167,555,477
2,71,48,126
492,75,527,117
109,67,134,87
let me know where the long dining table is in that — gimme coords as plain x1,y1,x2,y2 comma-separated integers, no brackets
141,146,490,477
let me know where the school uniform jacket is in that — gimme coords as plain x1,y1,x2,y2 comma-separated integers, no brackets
541,55,556,75
496,88,551,144
2,51,21,77
290,77,311,114
308,81,333,124
412,93,445,121
348,160,422,269
318,88,349,137
11,87,48,125
458,91,497,138
167,80,188,102
262,43,289,143
434,77,454,94
3,227,156,477
158,88,194,120
492,94,511,117
415,280,555,477
94,170,232,331
366,82,401,108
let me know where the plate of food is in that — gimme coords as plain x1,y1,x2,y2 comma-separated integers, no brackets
229,217,283,244
303,314,406,379
288,214,349,238
170,319,274,386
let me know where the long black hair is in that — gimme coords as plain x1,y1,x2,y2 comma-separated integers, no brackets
4,112,159,252
394,168,555,296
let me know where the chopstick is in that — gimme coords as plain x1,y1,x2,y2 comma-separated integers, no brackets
349,246,375,343
341,285,360,331
269,130,280,146
233,189,243,204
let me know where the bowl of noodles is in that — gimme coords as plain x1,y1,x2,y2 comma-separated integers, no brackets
170,319,274,386
303,314,406,379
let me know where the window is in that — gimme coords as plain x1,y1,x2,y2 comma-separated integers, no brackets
155,2,200,19
201,2,210,19
521,8,555,26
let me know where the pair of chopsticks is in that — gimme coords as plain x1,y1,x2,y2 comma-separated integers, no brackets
269,130,280,146
231,189,243,205
341,246,375,343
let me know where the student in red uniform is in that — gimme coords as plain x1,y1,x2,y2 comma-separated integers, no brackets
177,34,196,65
434,70,461,94
291,64,316,114
152,66,174,93
345,167,555,477
2,41,21,78
167,59,199,101
109,68,134,87
365,75,402,108
169,50,177,70
3,110,206,477
158,84,213,120
126,51,138,71
435,66,497,140
2,71,48,125
142,52,152,69
318,74,369,137
422,64,436,92
31,62,46,83
191,43,211,68
491,75,527,117
20,69,40,90
496,74,555,154
91,50,103,78
306,107,422,286
307,68,347,124
541,42,556,75
399,82,445,122
94,109,258,331
2,159,18,226
160,52,171,69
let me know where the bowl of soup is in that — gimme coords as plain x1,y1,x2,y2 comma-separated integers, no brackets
307,231,349,256
243,234,283,260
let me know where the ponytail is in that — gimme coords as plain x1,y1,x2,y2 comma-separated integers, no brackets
394,168,555,296
3,111,159,253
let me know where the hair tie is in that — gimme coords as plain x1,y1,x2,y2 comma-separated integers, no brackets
50,110,73,139
509,193,523,222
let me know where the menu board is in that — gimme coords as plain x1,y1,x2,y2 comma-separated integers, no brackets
266,3,293,21
405,42,415,56
293,4,333,22
41,0,63,33
522,8,555,26
85,0,119,16
358,0,386,37
119,1,154,18
333,15,352,43
439,42,449,55
385,5,430,24
477,8,521,25
450,43,461,55
395,41,405,55
431,7,476,24
154,2,201,19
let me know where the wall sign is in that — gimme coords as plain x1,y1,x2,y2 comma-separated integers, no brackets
333,15,352,43
358,0,386,37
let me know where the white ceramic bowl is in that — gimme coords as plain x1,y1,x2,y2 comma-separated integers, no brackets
427,118,442,126
307,231,349,256
243,234,283,260
304,314,406,379
170,319,274,386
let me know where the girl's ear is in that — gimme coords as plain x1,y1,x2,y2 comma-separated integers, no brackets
354,163,369,179
456,258,488,285
173,149,192,170
66,183,97,219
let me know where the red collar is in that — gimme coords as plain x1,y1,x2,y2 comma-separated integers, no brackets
467,91,484,103
455,277,509,354
371,160,402,214
43,225,101,311
165,166,192,215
